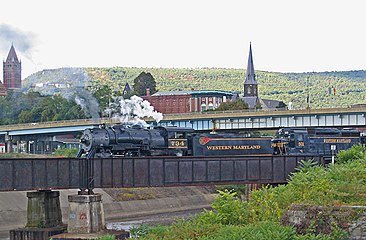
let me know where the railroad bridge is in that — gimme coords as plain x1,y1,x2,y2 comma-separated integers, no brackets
0,155,323,192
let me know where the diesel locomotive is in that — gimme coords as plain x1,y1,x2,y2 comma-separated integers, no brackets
77,123,366,159
272,127,365,155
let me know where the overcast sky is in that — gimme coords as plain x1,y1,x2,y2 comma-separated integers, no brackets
0,0,365,78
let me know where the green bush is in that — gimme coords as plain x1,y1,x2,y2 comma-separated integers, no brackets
198,222,298,240
53,148,79,157
215,184,247,196
247,185,284,223
196,190,249,225
336,144,366,164
130,224,153,238
135,221,336,240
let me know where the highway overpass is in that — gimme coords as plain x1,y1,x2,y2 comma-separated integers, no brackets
0,107,366,136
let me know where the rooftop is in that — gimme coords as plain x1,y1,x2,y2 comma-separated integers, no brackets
152,90,238,97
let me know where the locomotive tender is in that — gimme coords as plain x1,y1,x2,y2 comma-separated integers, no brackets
78,123,366,159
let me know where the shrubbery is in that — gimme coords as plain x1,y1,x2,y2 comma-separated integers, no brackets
53,148,79,157
336,144,366,164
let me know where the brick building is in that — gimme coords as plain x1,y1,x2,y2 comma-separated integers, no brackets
142,90,239,114
0,44,22,96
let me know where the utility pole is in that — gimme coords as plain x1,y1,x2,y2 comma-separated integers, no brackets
306,76,310,109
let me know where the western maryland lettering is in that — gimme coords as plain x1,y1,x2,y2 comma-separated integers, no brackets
206,145,262,150
323,138,352,143
199,136,271,145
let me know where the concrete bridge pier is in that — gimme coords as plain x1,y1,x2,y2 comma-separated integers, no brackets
9,190,67,240
67,194,105,233
51,194,129,239
5,133,13,153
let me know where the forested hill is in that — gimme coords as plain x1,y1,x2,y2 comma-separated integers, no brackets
23,67,366,109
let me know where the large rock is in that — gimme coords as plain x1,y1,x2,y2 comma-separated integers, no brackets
282,205,366,238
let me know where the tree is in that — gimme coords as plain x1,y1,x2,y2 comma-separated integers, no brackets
215,99,249,111
277,101,287,109
133,72,157,96
255,101,262,109
92,85,112,111
17,93,87,124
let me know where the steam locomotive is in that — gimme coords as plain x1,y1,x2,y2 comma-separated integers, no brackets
77,123,366,159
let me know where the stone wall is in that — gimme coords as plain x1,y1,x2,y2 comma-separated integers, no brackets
282,205,366,239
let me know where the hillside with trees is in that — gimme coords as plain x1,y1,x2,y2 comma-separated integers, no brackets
22,67,366,113
83,67,366,109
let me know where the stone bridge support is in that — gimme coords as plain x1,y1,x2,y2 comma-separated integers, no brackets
9,190,67,240
67,194,105,233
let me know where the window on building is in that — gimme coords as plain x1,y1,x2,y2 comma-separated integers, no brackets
201,103,206,112
247,86,252,94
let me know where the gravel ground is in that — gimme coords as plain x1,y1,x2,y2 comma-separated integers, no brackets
106,207,210,231
103,186,216,201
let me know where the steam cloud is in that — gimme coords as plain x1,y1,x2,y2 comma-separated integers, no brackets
24,68,100,119
0,24,37,59
63,89,100,120
105,95,163,127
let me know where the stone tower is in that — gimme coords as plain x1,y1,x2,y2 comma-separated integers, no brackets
3,44,21,90
243,43,258,97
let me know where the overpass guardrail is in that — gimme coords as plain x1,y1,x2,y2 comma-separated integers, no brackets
0,107,365,133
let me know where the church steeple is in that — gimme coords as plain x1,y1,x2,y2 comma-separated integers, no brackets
5,44,20,63
244,42,258,97
3,44,22,90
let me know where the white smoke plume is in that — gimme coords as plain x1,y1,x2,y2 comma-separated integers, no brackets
23,68,100,119
105,95,163,127
0,24,38,61
70,91,100,120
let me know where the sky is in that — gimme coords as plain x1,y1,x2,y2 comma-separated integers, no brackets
0,0,365,78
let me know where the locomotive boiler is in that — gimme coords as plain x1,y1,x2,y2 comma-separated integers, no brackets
78,124,194,158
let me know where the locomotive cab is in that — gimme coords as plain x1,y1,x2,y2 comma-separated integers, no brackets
272,128,309,155
157,126,194,156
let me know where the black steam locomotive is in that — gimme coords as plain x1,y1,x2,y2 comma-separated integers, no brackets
77,123,366,159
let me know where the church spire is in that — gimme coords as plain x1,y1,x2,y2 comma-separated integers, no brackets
5,44,20,63
245,42,256,84
243,42,258,97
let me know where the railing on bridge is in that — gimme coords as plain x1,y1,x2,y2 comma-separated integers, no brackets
0,155,324,192
0,106,365,133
